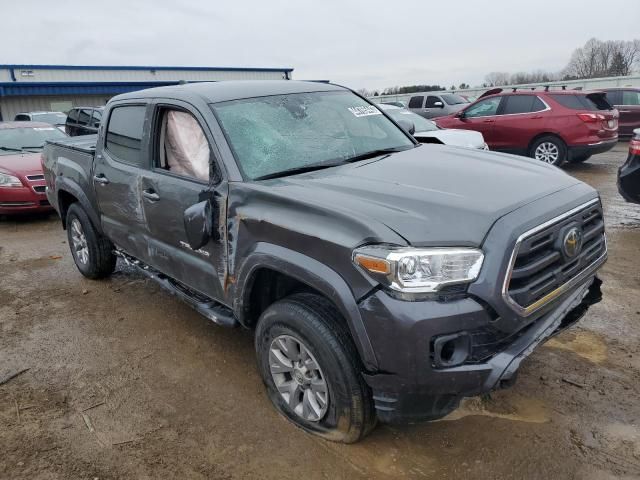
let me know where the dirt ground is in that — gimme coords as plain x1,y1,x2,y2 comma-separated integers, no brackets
1,143,640,480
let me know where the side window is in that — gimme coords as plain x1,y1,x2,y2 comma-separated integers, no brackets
67,109,78,123
425,96,441,108
408,96,424,109
531,97,546,112
503,95,539,115
622,90,640,106
605,90,622,106
14,114,30,121
105,105,146,166
464,96,502,118
90,109,102,128
155,108,210,182
77,109,92,125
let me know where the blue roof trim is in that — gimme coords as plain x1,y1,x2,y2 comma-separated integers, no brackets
0,64,294,73
0,81,182,97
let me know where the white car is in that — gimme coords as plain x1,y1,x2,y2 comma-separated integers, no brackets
378,104,488,150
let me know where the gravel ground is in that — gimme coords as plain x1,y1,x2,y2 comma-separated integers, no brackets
1,142,639,479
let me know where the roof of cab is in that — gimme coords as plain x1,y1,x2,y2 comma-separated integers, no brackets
0,121,58,129
111,80,346,104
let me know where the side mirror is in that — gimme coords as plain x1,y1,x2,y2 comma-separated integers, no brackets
183,200,214,250
397,118,416,135
455,110,466,119
434,101,444,108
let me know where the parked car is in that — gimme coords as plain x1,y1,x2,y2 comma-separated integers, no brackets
380,101,407,108
435,89,618,166
378,104,488,149
65,106,104,136
407,92,470,119
618,128,640,203
601,88,640,137
43,81,605,443
0,122,67,214
14,111,68,132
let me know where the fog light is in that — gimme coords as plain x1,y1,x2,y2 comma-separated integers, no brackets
432,332,471,368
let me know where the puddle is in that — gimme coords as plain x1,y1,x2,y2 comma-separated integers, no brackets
545,331,608,364
440,394,549,424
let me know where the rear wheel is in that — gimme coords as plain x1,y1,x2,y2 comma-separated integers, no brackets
66,203,116,279
529,135,567,166
255,293,376,443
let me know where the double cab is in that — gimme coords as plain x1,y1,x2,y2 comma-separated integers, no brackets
43,81,606,443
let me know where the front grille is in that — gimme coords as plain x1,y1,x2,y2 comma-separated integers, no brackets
26,174,45,181
33,185,46,193
505,200,606,315
0,201,35,207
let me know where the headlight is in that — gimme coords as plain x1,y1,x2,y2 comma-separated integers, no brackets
353,246,484,293
0,172,22,187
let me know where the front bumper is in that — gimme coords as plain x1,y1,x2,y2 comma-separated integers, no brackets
618,153,640,204
0,185,52,214
361,276,602,423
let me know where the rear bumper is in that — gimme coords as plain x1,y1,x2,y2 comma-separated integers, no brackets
361,276,603,424
568,138,618,160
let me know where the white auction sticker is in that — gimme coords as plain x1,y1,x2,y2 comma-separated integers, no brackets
348,105,382,117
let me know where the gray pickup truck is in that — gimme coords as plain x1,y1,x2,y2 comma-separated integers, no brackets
43,81,606,443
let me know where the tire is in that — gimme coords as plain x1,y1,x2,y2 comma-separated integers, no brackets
570,153,592,163
66,203,116,279
528,135,567,166
255,293,376,443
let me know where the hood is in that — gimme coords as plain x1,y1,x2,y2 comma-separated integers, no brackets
0,152,43,176
414,128,485,149
265,145,582,246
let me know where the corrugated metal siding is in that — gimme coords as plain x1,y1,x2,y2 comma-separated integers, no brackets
8,68,288,83
0,95,109,121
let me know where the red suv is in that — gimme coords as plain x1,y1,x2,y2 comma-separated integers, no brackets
435,88,618,165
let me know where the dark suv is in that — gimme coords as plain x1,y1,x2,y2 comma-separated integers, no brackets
601,88,640,136
436,89,618,165
65,107,104,136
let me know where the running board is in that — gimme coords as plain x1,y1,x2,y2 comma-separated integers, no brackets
114,250,238,328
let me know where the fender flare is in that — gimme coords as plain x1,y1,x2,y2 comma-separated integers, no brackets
55,177,103,233
234,242,378,370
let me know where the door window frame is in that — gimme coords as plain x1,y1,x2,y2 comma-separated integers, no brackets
149,100,225,186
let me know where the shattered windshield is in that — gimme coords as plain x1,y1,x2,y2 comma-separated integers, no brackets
211,91,414,180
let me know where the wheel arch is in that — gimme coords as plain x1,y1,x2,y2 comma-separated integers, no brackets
234,243,378,370
527,132,567,154
55,177,102,233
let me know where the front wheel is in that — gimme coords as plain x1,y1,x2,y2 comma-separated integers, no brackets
529,135,567,166
255,293,376,443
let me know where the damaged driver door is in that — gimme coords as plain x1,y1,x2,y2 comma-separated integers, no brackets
140,101,228,302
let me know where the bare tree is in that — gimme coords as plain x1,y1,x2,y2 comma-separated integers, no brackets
484,71,510,87
564,38,640,79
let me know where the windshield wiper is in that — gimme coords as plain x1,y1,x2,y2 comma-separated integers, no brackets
254,161,345,181
20,145,44,150
0,146,22,152
341,146,411,164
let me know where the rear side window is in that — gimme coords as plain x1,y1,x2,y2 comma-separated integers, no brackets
67,109,79,122
604,90,622,105
408,96,424,108
622,90,640,106
90,109,102,128
77,109,92,125
503,95,546,114
549,94,612,111
105,105,146,166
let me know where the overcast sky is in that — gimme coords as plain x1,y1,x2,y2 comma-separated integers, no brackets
3,0,638,90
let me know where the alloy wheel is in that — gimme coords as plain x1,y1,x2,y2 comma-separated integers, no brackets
269,334,329,422
534,142,560,164
70,218,89,265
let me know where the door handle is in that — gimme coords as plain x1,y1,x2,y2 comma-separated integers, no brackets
531,115,543,119
142,189,160,202
483,119,495,123
93,174,109,185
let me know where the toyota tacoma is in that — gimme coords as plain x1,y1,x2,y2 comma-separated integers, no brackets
43,81,606,443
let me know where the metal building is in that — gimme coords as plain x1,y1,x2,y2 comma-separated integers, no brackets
0,64,294,121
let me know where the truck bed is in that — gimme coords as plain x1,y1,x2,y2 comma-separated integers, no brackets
46,134,97,155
